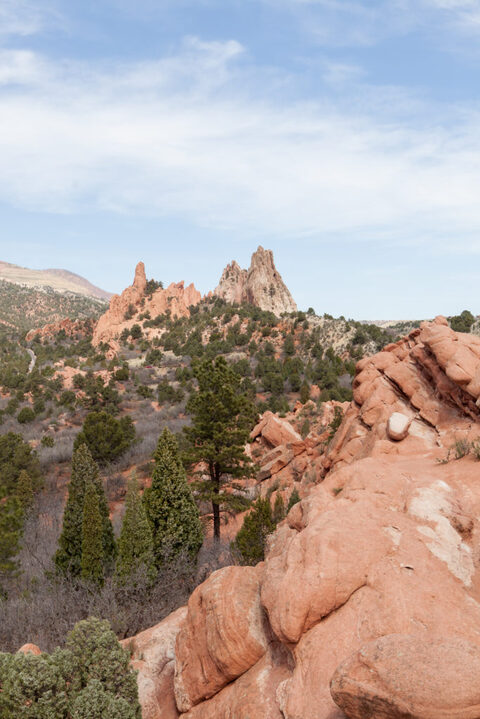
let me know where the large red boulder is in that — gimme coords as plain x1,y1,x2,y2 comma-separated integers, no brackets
174,565,268,712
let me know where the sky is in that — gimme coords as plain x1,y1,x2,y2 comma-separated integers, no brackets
1,0,480,319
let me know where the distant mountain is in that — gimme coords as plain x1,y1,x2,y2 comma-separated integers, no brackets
0,261,111,301
0,280,108,333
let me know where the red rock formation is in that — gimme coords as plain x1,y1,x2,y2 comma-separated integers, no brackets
25,317,94,342
214,246,297,316
214,261,247,305
17,643,42,655
121,607,186,719
124,318,480,719
92,262,201,350
331,634,480,719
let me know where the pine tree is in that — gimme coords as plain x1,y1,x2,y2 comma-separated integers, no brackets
0,495,23,594
287,487,300,512
273,493,285,524
144,428,203,566
16,470,34,510
232,497,275,565
184,356,257,540
55,444,115,577
81,482,104,585
116,474,155,584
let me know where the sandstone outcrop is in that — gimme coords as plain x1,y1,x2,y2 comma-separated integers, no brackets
126,318,480,719
121,607,187,719
92,262,201,349
214,246,297,316
331,634,480,719
174,565,268,712
26,317,94,343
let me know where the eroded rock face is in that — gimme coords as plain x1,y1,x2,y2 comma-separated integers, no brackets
214,246,297,316
174,565,268,712
124,319,480,719
26,317,95,343
92,262,201,349
121,607,187,719
331,634,480,719
323,315,480,474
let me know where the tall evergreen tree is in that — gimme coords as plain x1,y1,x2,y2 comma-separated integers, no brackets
81,482,104,585
144,428,203,566
55,444,115,577
0,495,23,594
184,356,257,540
16,470,34,510
116,474,155,583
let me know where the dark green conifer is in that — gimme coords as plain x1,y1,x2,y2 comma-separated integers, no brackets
16,470,34,510
144,429,203,566
81,482,104,585
55,444,115,577
273,493,285,524
184,356,257,540
232,496,275,565
287,487,301,512
116,474,155,583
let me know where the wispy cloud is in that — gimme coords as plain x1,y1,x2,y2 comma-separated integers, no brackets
0,0,52,37
263,0,480,46
0,38,480,250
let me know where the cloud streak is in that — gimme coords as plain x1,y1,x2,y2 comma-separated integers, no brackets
0,37,480,251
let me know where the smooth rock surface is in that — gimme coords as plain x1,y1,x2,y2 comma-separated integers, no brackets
174,565,268,712
331,634,480,719
387,411,411,441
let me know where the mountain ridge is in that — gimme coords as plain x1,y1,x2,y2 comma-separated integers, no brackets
0,261,111,301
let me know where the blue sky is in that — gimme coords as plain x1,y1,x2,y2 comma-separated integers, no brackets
1,0,480,319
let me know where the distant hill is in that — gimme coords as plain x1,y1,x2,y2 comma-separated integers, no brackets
0,261,111,301
0,280,108,332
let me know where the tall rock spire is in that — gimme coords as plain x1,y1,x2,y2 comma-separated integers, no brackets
214,246,297,315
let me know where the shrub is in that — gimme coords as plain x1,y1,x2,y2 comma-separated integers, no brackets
449,310,475,333
74,412,136,465
287,488,300,512
41,435,55,448
0,432,42,496
0,617,141,719
114,366,129,382
17,407,35,424
232,497,275,565
453,438,471,460
130,324,142,340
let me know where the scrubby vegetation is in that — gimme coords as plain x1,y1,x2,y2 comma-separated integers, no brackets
0,617,141,718
0,280,435,715
0,280,106,332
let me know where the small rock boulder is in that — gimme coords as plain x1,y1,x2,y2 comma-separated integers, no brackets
387,412,411,441
17,643,42,656
330,633,480,719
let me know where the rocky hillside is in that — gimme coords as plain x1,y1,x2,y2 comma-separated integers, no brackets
0,280,107,332
214,246,297,315
92,262,202,350
0,261,111,300
122,316,480,719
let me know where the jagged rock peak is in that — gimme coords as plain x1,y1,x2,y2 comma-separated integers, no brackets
92,261,201,351
133,261,147,292
214,246,297,315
